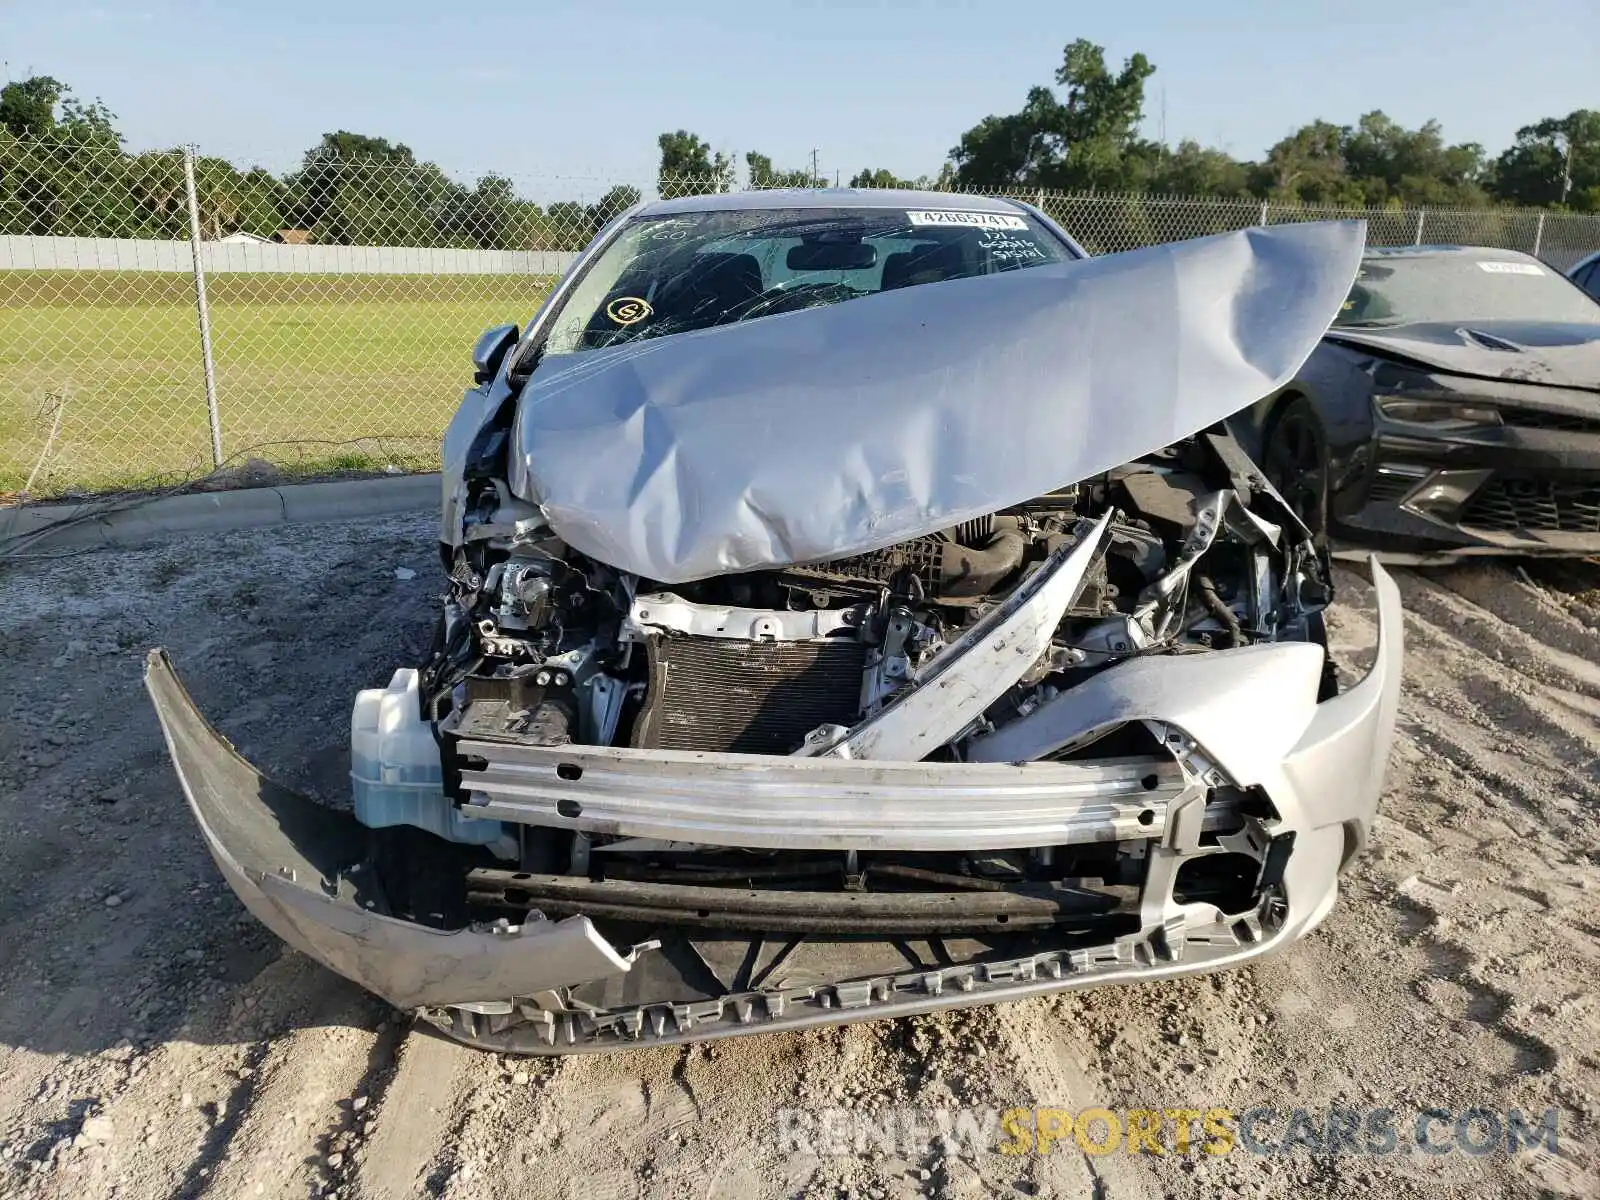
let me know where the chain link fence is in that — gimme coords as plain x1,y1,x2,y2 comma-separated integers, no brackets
4,137,1599,500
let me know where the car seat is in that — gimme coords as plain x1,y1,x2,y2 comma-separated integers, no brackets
652,252,765,326
581,251,765,347
880,243,967,290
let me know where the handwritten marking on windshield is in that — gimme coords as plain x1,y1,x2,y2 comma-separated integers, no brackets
979,232,1047,262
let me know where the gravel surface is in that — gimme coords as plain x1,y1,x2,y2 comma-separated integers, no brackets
0,514,1596,1199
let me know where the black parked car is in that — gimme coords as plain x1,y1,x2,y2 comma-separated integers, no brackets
1570,250,1600,302
1237,244,1600,559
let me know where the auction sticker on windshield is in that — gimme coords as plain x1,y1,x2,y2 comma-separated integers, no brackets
908,210,1029,231
1477,261,1545,275
606,296,653,325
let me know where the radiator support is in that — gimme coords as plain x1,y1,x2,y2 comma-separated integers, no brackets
630,636,867,755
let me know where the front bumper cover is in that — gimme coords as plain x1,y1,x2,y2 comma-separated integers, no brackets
143,654,652,1011
144,560,1402,1053
1339,409,1600,558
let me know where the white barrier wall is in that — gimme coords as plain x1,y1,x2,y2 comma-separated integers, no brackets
0,235,579,275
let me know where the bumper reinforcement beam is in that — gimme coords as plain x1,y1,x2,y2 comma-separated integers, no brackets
465,869,1128,934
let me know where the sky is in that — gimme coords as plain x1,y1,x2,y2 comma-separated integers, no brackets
4,0,1597,201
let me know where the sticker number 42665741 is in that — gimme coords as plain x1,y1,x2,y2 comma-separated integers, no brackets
907,211,1029,231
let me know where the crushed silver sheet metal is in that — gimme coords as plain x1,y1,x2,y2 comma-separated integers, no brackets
507,221,1363,583
802,512,1111,760
143,650,647,1011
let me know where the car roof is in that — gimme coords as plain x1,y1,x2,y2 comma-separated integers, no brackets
1569,250,1600,275
1362,244,1541,263
639,188,1030,218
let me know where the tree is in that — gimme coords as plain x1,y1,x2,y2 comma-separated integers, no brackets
305,131,416,163
940,43,1504,207
949,87,1067,186
124,150,189,236
1251,113,1489,208
545,201,589,246
0,76,139,237
1254,120,1358,205
190,156,287,239
586,184,641,232
0,76,66,138
445,173,518,248
537,186,643,250
1142,140,1252,198
11,66,1600,256
1050,38,1156,188
0,75,123,153
747,151,815,188
55,95,122,149
745,150,773,184
1340,111,1485,206
285,130,454,244
848,167,917,189
657,129,734,195
948,40,1155,190
658,129,713,176
1491,110,1600,212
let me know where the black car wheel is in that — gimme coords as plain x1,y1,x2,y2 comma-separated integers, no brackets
1261,397,1330,539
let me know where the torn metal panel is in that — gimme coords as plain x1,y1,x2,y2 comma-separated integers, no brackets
507,220,1365,582
964,639,1328,775
967,559,1405,844
1281,558,1405,858
806,513,1111,760
142,650,641,1010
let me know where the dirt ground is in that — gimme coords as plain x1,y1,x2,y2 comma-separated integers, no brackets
0,512,1596,1200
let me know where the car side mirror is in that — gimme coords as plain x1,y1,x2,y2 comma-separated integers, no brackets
472,324,520,384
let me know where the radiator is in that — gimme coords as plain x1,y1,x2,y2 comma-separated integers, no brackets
631,636,867,754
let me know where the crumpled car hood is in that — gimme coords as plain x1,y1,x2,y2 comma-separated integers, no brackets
508,220,1365,584
1325,320,1600,392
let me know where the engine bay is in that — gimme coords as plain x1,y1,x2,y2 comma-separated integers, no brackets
430,428,1331,749
387,426,1334,950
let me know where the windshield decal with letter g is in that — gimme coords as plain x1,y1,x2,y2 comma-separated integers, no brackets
606,297,653,325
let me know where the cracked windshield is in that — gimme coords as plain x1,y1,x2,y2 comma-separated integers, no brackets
541,206,1071,354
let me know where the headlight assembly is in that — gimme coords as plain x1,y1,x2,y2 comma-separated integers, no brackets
1375,396,1502,429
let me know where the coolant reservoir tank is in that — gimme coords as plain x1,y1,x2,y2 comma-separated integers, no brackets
350,668,503,845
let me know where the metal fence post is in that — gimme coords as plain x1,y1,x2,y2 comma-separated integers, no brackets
1414,209,1426,245
1533,212,1546,259
1259,200,1269,227
182,144,224,468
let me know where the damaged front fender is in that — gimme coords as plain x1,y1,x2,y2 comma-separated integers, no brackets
143,650,646,1010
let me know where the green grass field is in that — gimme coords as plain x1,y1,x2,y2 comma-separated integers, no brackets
0,272,555,495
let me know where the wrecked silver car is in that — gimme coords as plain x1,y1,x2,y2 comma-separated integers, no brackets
147,191,1402,1053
